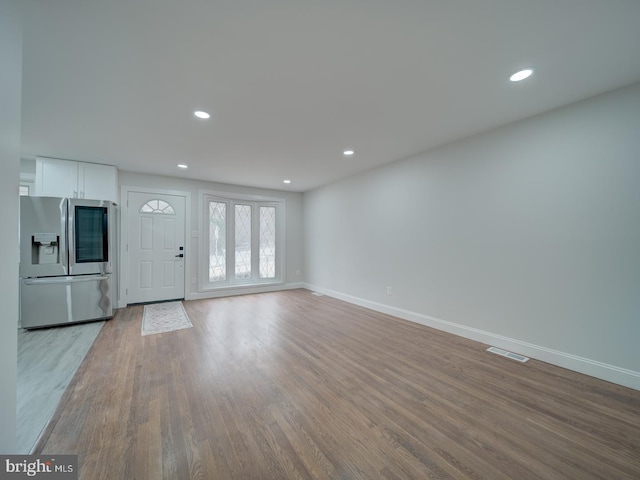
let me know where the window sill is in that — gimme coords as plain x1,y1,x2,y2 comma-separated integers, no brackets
190,280,288,300
200,279,283,292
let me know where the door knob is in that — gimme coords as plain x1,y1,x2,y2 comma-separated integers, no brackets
175,253,184,258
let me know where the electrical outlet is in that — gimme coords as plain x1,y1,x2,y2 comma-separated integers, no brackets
386,286,393,296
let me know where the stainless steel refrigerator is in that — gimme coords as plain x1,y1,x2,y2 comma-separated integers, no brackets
19,196,117,329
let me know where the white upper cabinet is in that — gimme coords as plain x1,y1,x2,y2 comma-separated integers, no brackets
35,157,77,198
77,162,118,203
35,157,118,203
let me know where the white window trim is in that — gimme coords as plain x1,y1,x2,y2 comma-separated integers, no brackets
199,190,286,292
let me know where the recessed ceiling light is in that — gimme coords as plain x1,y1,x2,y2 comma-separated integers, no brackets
343,149,355,156
194,110,210,119
177,164,188,169
283,179,292,184
509,69,533,82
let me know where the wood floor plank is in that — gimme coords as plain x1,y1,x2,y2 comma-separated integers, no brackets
37,289,640,479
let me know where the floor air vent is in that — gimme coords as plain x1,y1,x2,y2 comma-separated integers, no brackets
487,346,529,363
311,292,325,296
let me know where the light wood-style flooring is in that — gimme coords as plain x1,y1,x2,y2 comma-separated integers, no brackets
37,290,640,479
17,320,104,453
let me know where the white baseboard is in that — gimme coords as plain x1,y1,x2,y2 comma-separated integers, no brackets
187,282,305,301
304,283,640,392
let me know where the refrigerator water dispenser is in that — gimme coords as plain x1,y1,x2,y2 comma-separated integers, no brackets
32,232,59,265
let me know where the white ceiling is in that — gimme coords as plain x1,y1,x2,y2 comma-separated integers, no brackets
21,0,640,192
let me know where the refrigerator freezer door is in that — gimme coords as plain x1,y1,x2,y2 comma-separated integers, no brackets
19,196,68,278
20,275,113,329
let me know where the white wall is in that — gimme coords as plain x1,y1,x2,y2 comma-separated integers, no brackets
0,0,22,453
118,171,304,303
304,82,640,389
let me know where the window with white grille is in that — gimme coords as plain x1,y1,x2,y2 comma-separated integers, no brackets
202,193,283,289
259,206,276,279
208,202,226,282
235,204,252,280
140,199,175,214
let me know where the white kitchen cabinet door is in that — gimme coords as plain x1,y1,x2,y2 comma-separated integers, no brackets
35,157,78,198
35,157,118,203
78,162,118,203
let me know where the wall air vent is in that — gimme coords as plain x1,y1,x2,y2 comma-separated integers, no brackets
487,346,529,363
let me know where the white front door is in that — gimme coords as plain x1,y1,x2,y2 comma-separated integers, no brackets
127,191,186,304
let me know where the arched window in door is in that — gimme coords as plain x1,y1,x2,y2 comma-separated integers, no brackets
140,199,175,215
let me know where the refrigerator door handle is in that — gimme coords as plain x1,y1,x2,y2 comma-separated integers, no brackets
23,274,110,285
60,197,69,275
